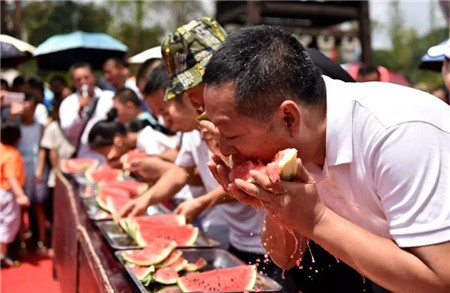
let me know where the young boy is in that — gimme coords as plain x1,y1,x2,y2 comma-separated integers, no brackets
0,121,30,266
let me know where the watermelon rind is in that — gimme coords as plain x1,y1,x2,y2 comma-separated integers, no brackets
277,148,298,181
141,273,153,287
154,267,179,285
169,258,187,272
177,265,257,292
131,265,155,281
96,195,110,212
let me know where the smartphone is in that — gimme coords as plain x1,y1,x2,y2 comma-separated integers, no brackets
2,91,25,105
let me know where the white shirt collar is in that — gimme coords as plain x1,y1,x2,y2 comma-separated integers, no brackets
323,75,354,167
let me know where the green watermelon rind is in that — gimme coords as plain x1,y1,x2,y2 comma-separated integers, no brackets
156,250,183,268
169,258,188,272
135,225,199,247
132,265,155,281
277,148,298,181
154,267,179,285
121,241,177,266
96,196,110,213
184,257,207,272
177,265,257,292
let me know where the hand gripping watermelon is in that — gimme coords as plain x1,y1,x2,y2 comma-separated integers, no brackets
121,238,177,266
177,265,257,292
85,165,123,183
60,158,99,173
154,267,179,285
97,180,148,196
230,148,298,183
120,149,149,170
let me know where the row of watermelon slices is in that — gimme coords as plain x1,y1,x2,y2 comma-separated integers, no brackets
122,238,257,292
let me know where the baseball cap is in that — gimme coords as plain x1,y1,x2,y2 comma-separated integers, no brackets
161,17,227,101
427,39,450,58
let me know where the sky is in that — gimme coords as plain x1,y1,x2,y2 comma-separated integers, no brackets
369,0,448,49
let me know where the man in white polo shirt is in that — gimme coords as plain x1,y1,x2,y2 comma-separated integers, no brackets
59,62,114,161
204,25,450,292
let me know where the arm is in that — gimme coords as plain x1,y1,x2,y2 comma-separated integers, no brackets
118,164,192,218
158,148,179,162
7,176,30,208
35,148,47,183
49,149,59,169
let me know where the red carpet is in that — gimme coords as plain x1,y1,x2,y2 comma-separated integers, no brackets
1,254,59,293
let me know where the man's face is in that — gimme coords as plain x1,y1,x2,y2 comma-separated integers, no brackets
103,61,125,90
71,67,96,93
204,83,292,163
161,94,198,133
144,89,165,117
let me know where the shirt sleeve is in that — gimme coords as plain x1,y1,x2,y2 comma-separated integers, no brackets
175,133,196,168
372,122,450,247
40,122,59,150
4,151,25,184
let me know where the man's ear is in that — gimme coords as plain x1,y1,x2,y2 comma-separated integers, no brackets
279,100,300,137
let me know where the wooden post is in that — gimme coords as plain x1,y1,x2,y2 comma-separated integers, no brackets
358,1,372,64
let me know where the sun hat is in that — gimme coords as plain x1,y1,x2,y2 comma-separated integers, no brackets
161,17,227,101
427,39,450,58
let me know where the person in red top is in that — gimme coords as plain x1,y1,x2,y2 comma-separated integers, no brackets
0,120,30,267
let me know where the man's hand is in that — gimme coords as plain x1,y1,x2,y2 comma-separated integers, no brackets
117,194,150,219
129,156,170,183
233,158,327,236
173,199,205,223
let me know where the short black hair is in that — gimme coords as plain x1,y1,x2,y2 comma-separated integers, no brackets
128,119,152,133
12,76,26,89
137,58,162,88
1,79,9,89
88,120,127,149
143,63,170,95
50,75,67,86
113,88,141,107
104,57,128,68
24,93,38,105
1,120,21,146
27,78,44,95
203,25,325,121
69,62,93,76
358,64,380,77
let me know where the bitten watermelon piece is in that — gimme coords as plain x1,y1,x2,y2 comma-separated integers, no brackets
97,180,148,196
154,267,179,285
96,186,132,212
85,165,122,183
184,257,207,272
130,265,155,281
121,239,177,266
156,250,183,268
60,158,99,173
230,148,298,183
177,265,257,292
168,257,187,272
135,225,199,247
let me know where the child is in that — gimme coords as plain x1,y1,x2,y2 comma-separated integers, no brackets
17,95,50,254
0,121,30,266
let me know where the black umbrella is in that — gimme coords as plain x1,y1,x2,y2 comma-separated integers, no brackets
1,34,36,68
34,31,128,71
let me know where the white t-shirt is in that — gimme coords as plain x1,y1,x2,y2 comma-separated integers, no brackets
176,130,266,253
34,103,49,126
137,126,180,155
59,87,114,162
306,76,450,248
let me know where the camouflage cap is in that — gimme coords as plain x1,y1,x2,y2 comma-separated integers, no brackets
161,17,227,100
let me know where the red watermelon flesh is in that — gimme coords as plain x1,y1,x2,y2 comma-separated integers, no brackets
61,158,98,173
177,265,257,292
135,225,199,247
133,215,186,229
121,238,177,266
230,148,297,183
96,186,132,212
121,149,149,170
98,180,148,196
185,257,207,272
106,195,133,217
156,250,183,268
85,165,122,183
154,267,179,285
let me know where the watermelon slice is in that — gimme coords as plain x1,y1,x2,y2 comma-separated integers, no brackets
154,267,179,285
120,149,149,170
85,165,123,183
123,214,187,240
60,158,99,173
177,265,257,292
156,250,183,268
230,148,297,183
155,286,181,293
135,225,199,247
96,186,132,212
169,257,187,272
121,239,177,266
97,180,148,196
130,265,155,281
106,196,133,220
184,257,207,272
